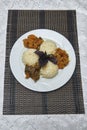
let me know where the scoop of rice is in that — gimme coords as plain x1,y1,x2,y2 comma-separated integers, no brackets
22,49,39,66
40,61,58,78
40,40,57,54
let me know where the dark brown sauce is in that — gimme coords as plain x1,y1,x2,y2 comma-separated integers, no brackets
25,63,41,82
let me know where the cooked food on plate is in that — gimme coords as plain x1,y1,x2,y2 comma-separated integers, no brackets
22,49,39,66
54,48,69,69
22,34,69,82
40,40,57,54
40,61,58,78
25,63,40,81
23,34,43,49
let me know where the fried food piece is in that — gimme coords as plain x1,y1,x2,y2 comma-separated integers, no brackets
54,48,69,69
23,34,44,49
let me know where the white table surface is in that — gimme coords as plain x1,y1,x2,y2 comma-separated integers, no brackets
0,0,87,130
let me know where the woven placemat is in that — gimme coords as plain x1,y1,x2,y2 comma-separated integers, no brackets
3,10,84,114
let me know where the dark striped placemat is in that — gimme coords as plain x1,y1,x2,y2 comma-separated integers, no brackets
3,10,84,114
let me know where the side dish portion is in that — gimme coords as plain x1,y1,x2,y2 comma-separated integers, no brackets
23,34,43,49
40,61,58,78
40,40,57,54
22,49,39,66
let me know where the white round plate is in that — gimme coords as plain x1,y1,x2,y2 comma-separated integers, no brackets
10,29,76,92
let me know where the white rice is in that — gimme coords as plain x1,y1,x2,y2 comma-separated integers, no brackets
40,40,57,54
22,49,39,66
40,61,58,78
